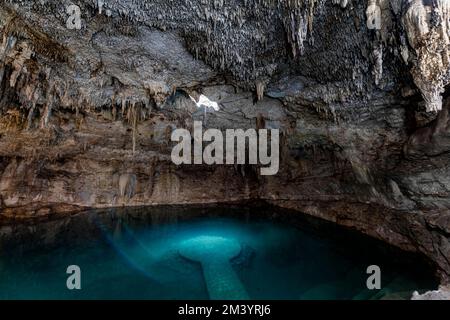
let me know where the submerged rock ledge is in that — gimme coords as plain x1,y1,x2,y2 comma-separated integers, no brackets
0,0,449,287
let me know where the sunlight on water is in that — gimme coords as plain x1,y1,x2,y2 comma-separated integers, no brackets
0,206,439,300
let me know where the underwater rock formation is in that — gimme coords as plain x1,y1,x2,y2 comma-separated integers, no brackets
0,0,449,287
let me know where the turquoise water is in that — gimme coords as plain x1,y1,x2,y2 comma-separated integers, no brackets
0,205,438,300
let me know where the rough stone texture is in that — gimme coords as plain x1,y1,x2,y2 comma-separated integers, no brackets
0,0,449,288
411,286,450,300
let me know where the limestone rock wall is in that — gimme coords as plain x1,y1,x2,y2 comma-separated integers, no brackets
0,0,449,284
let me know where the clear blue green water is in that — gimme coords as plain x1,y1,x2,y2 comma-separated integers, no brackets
0,204,438,300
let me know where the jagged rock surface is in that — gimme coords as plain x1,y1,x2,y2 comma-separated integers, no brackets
0,0,449,287
412,285,450,300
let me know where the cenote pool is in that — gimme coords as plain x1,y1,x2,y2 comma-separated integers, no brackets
0,204,438,300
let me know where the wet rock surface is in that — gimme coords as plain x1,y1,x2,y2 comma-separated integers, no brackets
0,0,449,287
412,286,450,300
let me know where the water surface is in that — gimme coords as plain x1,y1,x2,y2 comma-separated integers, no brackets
0,204,438,299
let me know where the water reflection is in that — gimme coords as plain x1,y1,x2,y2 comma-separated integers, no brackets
0,203,440,300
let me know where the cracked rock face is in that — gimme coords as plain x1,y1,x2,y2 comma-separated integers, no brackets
0,0,449,286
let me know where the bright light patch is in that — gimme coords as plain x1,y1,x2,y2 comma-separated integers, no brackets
190,94,220,111
178,235,241,261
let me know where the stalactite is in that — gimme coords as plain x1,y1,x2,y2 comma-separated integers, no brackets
402,0,450,112
119,173,137,200
372,44,383,86
132,102,137,154
40,102,52,129
256,81,265,101
26,101,36,130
